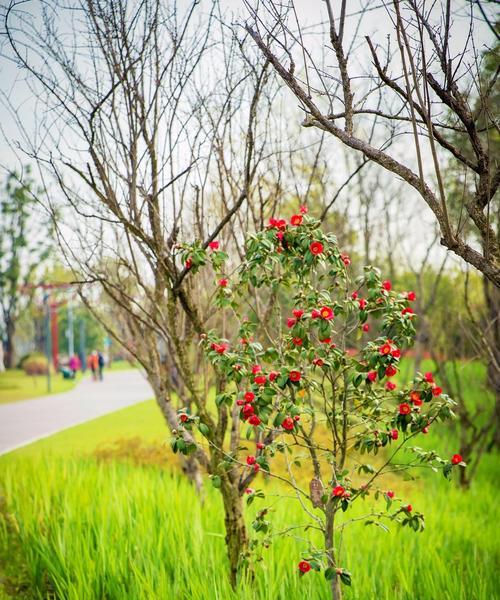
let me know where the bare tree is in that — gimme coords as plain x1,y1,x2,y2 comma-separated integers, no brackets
2,0,284,584
245,0,499,286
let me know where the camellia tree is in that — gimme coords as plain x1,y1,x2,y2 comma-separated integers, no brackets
178,211,465,598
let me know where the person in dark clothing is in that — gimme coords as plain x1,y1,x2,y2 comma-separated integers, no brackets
97,351,105,381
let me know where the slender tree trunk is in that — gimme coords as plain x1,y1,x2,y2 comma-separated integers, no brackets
483,280,500,448
221,478,247,589
325,504,342,600
4,319,15,369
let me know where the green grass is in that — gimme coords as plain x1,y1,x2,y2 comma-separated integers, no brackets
108,360,137,372
0,360,498,599
0,370,77,405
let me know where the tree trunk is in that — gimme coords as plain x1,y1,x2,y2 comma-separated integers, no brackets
483,280,500,448
3,318,15,369
325,504,342,600
221,478,247,589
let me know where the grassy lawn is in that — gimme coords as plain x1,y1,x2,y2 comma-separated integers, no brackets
0,360,498,599
0,370,78,405
107,359,137,372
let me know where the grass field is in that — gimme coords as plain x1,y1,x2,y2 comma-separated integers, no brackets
0,370,77,405
0,360,498,599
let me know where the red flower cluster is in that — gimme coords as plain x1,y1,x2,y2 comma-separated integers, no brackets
211,342,229,354
268,217,286,230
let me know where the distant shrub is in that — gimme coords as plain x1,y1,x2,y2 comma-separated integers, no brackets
22,353,49,376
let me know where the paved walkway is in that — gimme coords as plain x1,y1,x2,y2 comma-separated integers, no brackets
0,370,153,456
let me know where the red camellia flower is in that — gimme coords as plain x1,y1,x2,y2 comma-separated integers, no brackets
407,291,416,301
320,337,332,344
257,442,265,450
287,317,296,328
362,323,370,332
298,561,311,574
293,415,300,422
379,342,392,355
180,414,189,422
422,426,429,434
366,371,377,383
290,214,303,226
244,392,255,403
218,278,228,287
399,403,411,415
451,453,463,465
292,337,303,346
254,375,267,385
382,280,392,291
312,357,324,367
432,386,442,397
358,298,367,310
276,231,284,241
386,381,396,391
236,399,244,406
387,490,395,499
310,241,324,255
292,308,304,318
385,365,397,377
242,404,254,417
332,485,345,497
248,415,261,426
246,455,256,465
390,428,399,440
245,488,254,495
402,307,414,315
341,254,351,266
289,370,301,382
269,371,279,382
253,463,260,472
351,291,358,299
282,416,295,431
185,258,193,269
391,348,401,359
252,365,262,374
405,504,413,513
208,241,219,250
299,204,308,214
319,306,334,320
211,343,228,354
410,391,421,403
424,372,434,383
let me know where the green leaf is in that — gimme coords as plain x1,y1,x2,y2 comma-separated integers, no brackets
324,567,336,581
198,423,210,437
339,571,352,586
211,475,221,488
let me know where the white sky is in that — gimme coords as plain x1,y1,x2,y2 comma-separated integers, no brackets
0,0,496,273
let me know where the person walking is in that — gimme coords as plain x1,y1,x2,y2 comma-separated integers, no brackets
97,351,105,381
68,355,78,378
87,351,99,381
